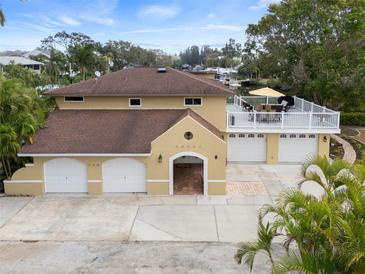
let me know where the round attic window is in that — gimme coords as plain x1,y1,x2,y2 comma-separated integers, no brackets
184,131,193,140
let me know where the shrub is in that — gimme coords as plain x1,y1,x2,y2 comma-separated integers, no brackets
341,112,365,126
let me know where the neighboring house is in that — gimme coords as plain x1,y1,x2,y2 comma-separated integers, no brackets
4,67,340,196
23,49,51,59
0,56,44,74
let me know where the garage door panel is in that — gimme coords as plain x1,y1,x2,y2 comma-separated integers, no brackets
102,158,146,193
279,134,318,163
227,133,266,162
44,158,88,193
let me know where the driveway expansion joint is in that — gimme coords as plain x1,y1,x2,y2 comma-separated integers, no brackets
128,205,140,241
0,197,34,230
213,205,220,242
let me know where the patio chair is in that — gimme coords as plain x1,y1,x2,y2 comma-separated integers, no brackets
281,100,290,112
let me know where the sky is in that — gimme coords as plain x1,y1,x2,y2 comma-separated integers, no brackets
0,0,279,54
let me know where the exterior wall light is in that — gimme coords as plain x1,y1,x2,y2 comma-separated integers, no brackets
158,154,163,163
323,136,328,142
214,155,218,160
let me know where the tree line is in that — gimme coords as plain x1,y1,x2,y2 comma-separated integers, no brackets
179,38,242,68
239,0,365,111
38,31,177,83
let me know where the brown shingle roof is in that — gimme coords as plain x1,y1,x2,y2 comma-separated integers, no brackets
20,109,223,154
46,67,234,97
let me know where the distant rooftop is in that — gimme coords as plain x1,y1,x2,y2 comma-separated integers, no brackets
23,49,50,59
0,56,44,66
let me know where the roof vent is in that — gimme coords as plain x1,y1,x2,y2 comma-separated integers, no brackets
157,67,167,73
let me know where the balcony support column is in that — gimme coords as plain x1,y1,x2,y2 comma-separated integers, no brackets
267,133,279,164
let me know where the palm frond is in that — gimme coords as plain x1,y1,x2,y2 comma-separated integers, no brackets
236,220,276,272
0,9,5,27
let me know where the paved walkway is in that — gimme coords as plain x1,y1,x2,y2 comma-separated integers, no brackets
331,134,357,164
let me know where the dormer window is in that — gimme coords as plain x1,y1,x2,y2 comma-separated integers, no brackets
184,97,202,106
129,98,142,107
64,96,84,102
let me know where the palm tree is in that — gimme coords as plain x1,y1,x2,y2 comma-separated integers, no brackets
235,219,276,272
236,156,365,273
0,76,47,178
70,44,96,81
0,8,5,26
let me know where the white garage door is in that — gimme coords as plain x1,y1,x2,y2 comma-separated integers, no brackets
102,158,146,192
44,158,88,193
227,133,267,162
279,134,318,163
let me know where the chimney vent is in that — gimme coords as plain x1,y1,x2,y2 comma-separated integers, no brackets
157,67,167,73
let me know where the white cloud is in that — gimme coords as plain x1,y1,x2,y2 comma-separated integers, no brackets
80,15,114,26
121,27,192,34
138,5,180,18
207,13,215,19
59,15,81,26
249,0,281,10
12,21,54,33
121,24,242,35
203,24,242,31
92,0,119,14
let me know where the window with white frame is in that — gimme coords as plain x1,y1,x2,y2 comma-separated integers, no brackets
129,98,142,107
64,96,84,102
184,97,202,106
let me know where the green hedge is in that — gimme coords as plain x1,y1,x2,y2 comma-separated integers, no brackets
341,112,365,126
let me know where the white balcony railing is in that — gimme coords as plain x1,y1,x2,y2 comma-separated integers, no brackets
227,95,340,131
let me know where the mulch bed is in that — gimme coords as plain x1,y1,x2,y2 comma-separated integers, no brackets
330,137,345,160
341,135,365,165
340,126,359,137
355,129,365,144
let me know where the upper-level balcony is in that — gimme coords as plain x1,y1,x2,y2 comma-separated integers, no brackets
226,95,340,133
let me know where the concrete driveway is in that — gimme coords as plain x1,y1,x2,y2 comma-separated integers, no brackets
0,164,302,273
0,164,302,243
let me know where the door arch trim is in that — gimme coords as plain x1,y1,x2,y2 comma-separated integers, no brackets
169,152,208,196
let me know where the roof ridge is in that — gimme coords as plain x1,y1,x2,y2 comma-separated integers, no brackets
46,68,126,95
167,108,223,140
168,67,232,94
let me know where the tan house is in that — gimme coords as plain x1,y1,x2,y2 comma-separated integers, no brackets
5,67,340,196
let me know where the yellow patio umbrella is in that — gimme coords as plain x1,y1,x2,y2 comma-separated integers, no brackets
249,87,285,97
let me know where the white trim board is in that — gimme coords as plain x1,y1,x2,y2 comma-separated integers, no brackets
18,153,151,157
226,128,340,134
4,180,43,184
147,179,169,183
